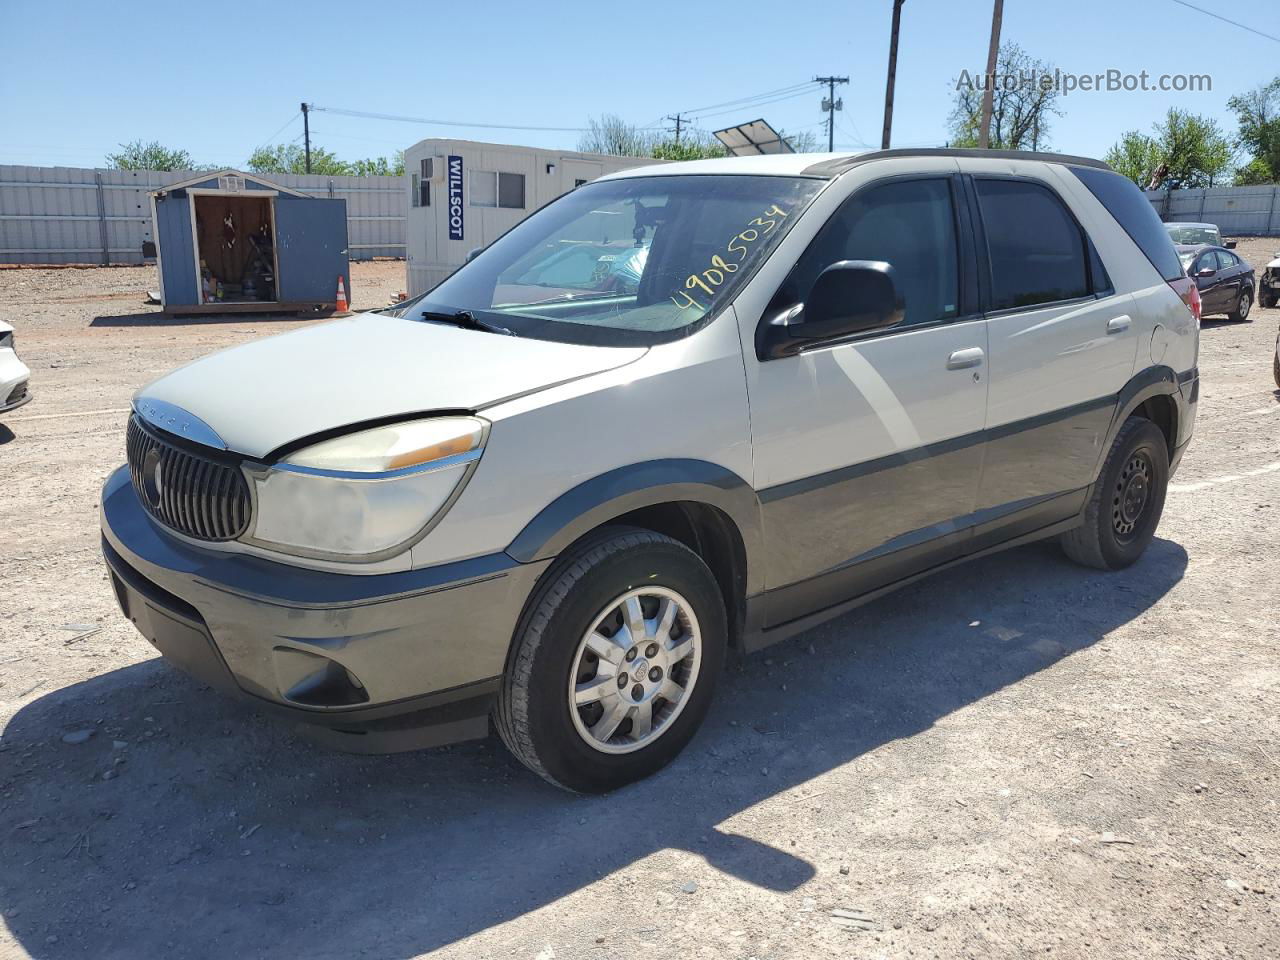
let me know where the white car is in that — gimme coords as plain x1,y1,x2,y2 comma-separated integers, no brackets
1260,250,1280,310
100,149,1200,791
0,321,31,414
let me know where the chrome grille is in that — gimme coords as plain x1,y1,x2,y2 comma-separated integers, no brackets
126,415,250,541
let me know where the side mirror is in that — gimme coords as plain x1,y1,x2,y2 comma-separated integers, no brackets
465,246,485,263
1196,267,1217,279
758,261,904,360
1224,239,1237,249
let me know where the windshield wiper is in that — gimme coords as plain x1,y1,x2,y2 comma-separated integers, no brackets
419,309,515,336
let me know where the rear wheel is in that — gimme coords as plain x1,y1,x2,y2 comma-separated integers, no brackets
1228,288,1252,322
1061,417,1169,570
496,527,726,793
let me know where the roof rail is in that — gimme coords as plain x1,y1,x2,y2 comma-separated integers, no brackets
803,148,1113,178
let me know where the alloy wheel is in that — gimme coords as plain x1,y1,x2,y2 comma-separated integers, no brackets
568,586,702,755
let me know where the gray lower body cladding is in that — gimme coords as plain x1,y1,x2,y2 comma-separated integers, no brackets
99,466,550,751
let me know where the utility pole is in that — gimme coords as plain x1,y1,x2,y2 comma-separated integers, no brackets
301,101,312,174
977,0,1003,149
666,114,689,145
881,0,906,149
816,75,849,152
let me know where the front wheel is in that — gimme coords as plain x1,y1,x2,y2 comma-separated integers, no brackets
1259,290,1277,309
1228,288,1252,322
496,527,726,793
1061,417,1170,570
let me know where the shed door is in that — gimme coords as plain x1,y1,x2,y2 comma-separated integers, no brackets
274,196,349,304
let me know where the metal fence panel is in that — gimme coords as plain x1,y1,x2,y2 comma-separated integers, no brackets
1145,185,1280,236
0,165,406,264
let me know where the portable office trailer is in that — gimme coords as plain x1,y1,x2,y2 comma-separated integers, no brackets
150,169,349,314
402,139,659,296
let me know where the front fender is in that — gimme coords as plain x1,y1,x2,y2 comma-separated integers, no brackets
505,459,765,595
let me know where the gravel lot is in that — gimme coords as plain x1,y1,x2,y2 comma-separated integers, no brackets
1,247,1278,960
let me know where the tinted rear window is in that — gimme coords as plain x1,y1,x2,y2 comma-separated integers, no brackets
1070,166,1184,282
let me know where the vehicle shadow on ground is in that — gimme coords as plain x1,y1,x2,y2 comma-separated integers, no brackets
89,311,326,328
0,425,14,445
1,537,1187,959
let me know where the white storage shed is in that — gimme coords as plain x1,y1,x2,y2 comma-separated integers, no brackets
402,139,659,296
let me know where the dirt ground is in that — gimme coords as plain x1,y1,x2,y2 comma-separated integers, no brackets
0,247,1278,960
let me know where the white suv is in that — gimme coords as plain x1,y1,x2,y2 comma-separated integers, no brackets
101,149,1199,792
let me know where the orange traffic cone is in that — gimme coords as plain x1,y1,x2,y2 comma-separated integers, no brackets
335,276,349,313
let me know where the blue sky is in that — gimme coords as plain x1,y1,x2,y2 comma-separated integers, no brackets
1,0,1275,169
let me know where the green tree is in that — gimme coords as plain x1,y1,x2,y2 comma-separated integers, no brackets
1107,109,1234,190
347,154,406,177
1234,156,1274,186
1153,108,1233,189
246,143,351,176
949,42,1061,150
1227,77,1280,185
106,140,201,171
1104,131,1163,188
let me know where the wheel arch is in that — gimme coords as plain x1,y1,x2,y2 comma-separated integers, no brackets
505,460,764,647
1104,365,1181,463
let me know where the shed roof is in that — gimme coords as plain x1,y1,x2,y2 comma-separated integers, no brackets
151,168,308,197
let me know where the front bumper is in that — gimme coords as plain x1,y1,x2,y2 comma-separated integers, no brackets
0,350,31,413
100,466,550,751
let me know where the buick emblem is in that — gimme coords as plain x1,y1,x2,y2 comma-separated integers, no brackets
141,448,164,508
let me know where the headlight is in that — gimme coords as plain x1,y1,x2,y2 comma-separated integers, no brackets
244,417,486,561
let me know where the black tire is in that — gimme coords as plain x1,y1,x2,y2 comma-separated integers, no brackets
495,527,727,793
1061,417,1170,571
1259,291,1277,310
1228,287,1252,322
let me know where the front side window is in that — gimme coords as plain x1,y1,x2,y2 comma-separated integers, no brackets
774,177,960,329
976,179,1090,309
1192,254,1215,275
395,174,823,346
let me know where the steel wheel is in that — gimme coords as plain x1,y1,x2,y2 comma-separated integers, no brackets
568,586,702,755
1112,451,1153,542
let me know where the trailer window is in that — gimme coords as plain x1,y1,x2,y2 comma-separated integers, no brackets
470,171,525,209
403,174,823,346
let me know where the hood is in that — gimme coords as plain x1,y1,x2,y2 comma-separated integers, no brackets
135,313,646,459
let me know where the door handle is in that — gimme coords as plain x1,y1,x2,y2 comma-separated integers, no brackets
1106,315,1131,334
946,347,985,370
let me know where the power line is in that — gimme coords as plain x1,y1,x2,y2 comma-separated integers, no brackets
255,112,301,151
1167,0,1280,43
682,81,817,116
692,87,817,121
310,105,616,133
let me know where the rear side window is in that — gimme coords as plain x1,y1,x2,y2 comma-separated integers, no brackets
1070,166,1184,282
975,179,1090,310
1215,250,1237,269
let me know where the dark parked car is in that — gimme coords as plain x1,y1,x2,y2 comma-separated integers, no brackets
1176,244,1254,321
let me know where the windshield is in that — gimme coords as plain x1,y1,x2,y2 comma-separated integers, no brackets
1166,224,1220,245
1177,250,1198,270
390,174,823,346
